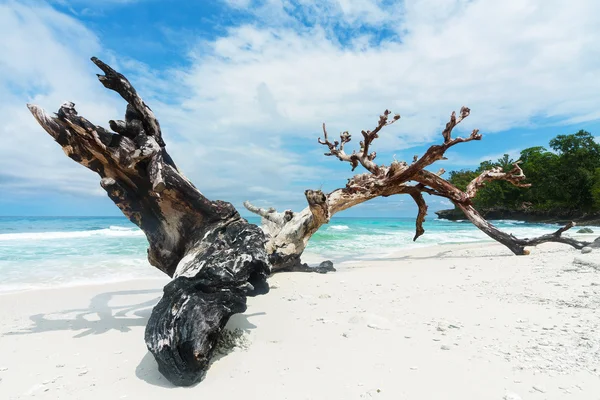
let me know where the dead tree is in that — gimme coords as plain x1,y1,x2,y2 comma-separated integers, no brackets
245,109,592,269
28,58,591,386
28,58,271,386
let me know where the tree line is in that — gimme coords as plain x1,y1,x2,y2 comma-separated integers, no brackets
448,130,600,212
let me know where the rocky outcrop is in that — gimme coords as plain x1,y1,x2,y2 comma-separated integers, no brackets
436,207,600,226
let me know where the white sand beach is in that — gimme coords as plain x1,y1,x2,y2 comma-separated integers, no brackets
1,242,599,400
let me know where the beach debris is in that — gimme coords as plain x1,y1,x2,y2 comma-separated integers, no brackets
28,55,599,388
581,247,593,254
441,345,451,350
0,367,8,371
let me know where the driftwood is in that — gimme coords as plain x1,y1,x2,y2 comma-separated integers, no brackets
28,58,270,386
29,58,592,386
245,108,592,267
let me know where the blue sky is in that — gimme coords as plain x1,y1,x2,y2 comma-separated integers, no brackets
1,0,600,218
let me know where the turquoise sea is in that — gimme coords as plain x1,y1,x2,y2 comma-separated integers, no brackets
0,216,593,292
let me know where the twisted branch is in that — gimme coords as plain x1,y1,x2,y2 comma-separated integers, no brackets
465,161,531,198
319,110,400,174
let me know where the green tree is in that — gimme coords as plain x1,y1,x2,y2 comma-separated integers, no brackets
548,130,600,210
447,131,600,212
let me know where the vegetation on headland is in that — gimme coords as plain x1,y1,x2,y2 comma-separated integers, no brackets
438,130,600,224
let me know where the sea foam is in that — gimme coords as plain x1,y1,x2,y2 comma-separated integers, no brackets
0,226,144,241
328,225,350,231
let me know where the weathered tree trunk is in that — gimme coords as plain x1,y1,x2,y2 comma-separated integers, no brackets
244,184,428,272
455,204,589,254
29,58,593,386
246,109,592,266
28,58,270,386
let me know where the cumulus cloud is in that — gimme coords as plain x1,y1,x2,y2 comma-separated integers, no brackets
0,1,124,200
2,0,600,215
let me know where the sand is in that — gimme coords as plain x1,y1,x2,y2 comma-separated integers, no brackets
0,242,599,399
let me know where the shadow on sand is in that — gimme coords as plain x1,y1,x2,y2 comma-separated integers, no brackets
3,289,162,338
5,287,266,388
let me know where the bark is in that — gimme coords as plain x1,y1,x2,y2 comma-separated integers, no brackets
28,57,270,386
29,57,593,386
246,108,592,267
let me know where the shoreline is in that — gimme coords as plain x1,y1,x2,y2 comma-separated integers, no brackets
436,208,600,226
3,230,598,295
1,241,599,399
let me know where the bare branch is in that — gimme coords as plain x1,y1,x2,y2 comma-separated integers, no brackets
387,107,481,184
318,123,358,169
514,222,588,248
91,57,165,147
406,188,428,241
320,110,400,174
455,204,590,254
442,106,470,143
243,201,293,225
360,109,400,161
465,162,531,198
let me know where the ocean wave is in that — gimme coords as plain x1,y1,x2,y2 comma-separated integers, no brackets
491,219,527,225
108,225,134,231
0,226,144,241
328,225,350,231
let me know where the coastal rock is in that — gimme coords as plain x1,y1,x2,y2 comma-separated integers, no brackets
316,260,336,273
578,228,594,234
435,207,600,225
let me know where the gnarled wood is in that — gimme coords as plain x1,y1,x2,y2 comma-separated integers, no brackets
30,57,594,387
28,58,270,386
247,107,592,267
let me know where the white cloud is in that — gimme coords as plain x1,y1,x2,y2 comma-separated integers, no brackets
3,0,600,215
174,0,600,146
0,1,123,201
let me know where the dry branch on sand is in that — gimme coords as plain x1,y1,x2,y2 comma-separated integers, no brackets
28,57,593,386
245,109,592,269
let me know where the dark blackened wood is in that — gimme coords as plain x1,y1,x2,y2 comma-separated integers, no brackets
28,58,270,386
